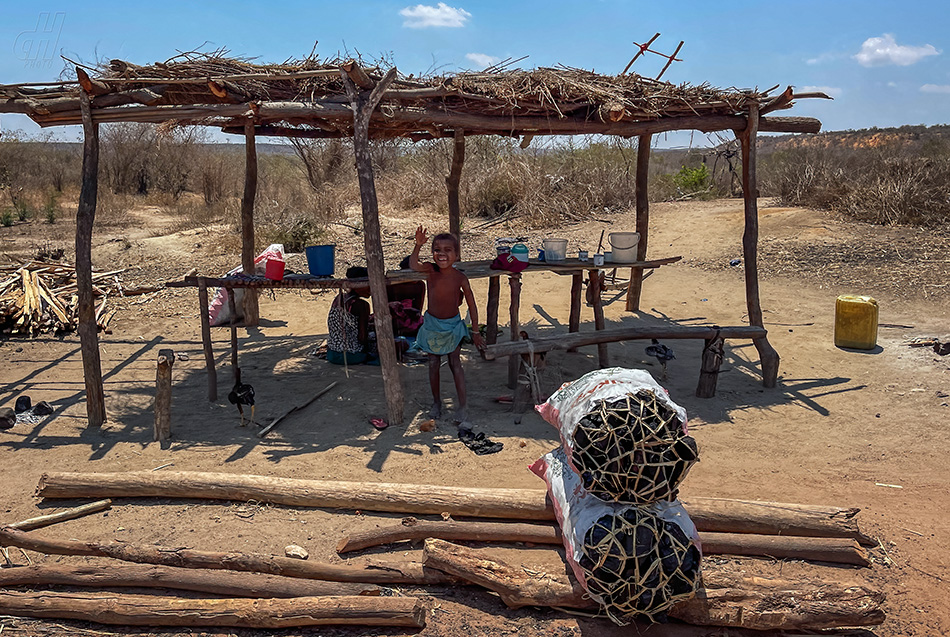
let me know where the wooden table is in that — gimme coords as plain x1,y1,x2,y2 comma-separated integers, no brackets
164,256,682,401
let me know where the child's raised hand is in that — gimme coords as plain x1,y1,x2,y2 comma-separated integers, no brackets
414,226,428,247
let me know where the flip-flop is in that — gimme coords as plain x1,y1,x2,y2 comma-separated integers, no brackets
370,418,389,430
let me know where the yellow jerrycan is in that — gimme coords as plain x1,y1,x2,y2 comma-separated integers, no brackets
834,295,878,349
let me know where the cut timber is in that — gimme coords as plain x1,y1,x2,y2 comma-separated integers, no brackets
338,521,869,566
484,325,767,360
423,540,884,630
35,472,872,543
0,526,449,586
153,348,174,443
0,563,380,598
8,499,111,531
0,590,426,628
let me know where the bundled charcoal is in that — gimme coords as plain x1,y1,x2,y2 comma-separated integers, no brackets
537,368,697,504
531,447,701,624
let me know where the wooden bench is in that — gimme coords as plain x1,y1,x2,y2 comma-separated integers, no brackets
483,324,768,406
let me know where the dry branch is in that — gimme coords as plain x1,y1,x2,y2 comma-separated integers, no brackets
35,472,872,543
8,499,112,531
0,590,427,628
0,563,380,598
0,525,450,585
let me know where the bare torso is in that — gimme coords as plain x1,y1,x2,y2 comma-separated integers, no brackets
426,267,467,319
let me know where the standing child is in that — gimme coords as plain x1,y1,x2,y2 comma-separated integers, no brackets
411,226,485,428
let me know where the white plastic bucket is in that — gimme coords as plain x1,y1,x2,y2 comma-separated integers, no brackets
608,232,640,263
542,238,568,262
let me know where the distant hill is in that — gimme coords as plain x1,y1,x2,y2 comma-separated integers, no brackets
758,124,950,153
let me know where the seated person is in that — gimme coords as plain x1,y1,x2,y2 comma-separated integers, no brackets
326,266,376,365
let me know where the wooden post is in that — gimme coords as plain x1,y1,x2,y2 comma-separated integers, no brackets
627,133,651,311
343,68,404,425
197,279,217,401
738,103,780,387
154,349,174,443
696,333,724,398
588,269,608,367
241,118,259,326
446,128,465,253
567,272,582,352
227,288,240,384
76,82,106,428
507,274,522,389
486,275,500,345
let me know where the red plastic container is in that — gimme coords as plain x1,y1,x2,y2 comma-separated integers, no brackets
264,258,285,281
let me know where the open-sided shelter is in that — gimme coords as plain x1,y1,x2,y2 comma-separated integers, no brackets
0,52,827,427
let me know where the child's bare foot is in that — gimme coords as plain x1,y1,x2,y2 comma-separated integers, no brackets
429,401,443,419
453,407,471,431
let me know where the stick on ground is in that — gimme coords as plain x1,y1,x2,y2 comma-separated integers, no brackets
258,381,338,437
8,499,112,532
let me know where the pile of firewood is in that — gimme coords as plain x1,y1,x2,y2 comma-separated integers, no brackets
0,260,149,336
0,471,887,632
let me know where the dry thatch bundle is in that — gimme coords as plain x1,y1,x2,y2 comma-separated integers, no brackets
571,391,698,504
578,505,701,623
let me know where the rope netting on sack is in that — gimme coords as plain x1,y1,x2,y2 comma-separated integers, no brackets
570,390,698,504
578,506,701,623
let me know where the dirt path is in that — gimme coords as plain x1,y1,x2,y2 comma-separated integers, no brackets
0,199,947,636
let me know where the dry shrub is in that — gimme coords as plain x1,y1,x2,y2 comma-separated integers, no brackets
761,143,950,227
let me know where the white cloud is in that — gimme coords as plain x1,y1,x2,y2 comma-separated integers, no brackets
806,52,836,66
921,84,950,94
853,34,939,67
801,85,843,98
465,52,500,68
400,3,471,28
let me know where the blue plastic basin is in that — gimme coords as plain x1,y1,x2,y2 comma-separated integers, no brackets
305,245,335,277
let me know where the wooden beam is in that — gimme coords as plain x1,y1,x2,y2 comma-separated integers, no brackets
0,590,427,628
0,563,380,598
484,325,766,360
446,128,465,247
76,85,106,428
240,118,259,326
341,60,375,90
0,526,448,586
739,103,779,387
626,133,652,311
344,68,404,426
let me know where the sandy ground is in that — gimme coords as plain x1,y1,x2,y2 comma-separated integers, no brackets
0,199,948,637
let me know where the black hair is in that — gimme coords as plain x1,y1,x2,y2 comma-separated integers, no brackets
399,255,412,270
432,233,460,252
346,266,368,279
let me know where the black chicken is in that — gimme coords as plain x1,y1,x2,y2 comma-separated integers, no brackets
228,380,255,427
645,339,675,380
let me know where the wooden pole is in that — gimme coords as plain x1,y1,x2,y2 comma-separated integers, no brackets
338,521,870,566
0,590,427,628
588,269,609,367
566,272,583,352
507,274,522,389
241,118,260,326
696,333,724,398
197,278,217,401
738,103,780,387
227,288,240,384
626,134,651,311
76,85,106,428
446,128,465,251
422,540,884,630
0,526,449,586
485,275,500,345
0,563,380,598
153,348,174,443
35,472,873,544
8,500,112,531
343,68,404,425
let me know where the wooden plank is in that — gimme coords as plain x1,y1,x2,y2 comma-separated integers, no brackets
76,83,106,428
484,325,767,360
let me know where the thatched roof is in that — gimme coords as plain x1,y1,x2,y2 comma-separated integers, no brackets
0,52,827,140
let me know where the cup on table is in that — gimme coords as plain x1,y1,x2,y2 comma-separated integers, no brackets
578,250,589,262
593,253,605,267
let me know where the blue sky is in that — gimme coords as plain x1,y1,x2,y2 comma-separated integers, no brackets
1,0,947,145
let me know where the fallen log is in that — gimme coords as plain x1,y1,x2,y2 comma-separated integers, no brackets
0,526,450,586
0,563,380,598
35,472,872,543
337,521,870,567
8,499,112,531
422,539,884,630
0,590,427,628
